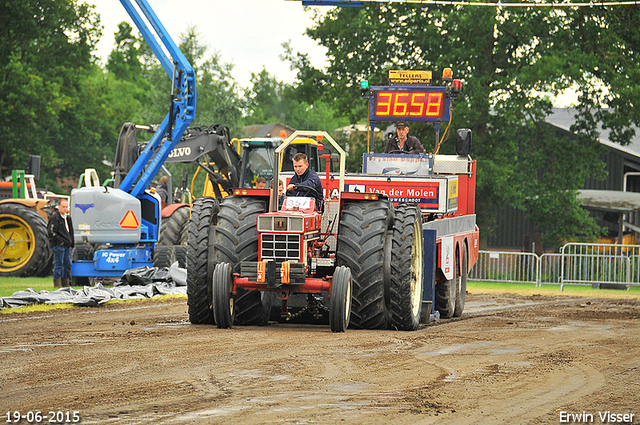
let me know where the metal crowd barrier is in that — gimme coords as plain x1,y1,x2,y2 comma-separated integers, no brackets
469,243,640,290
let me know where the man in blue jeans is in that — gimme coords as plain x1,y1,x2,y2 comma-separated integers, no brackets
47,199,74,287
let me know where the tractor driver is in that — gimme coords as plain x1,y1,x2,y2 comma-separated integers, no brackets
287,153,323,212
384,121,426,154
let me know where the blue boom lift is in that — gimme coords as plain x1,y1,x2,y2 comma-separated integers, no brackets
69,0,196,284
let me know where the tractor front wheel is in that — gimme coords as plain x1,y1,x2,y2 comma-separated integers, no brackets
212,262,234,328
329,266,352,332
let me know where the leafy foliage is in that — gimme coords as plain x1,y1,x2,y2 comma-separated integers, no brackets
0,0,106,191
244,66,349,134
4,0,638,250
288,4,640,247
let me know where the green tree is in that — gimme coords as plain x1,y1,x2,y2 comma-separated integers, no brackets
244,69,290,124
244,66,349,135
0,0,106,191
289,4,640,247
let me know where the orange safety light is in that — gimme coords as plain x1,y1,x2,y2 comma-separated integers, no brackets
442,68,453,81
279,129,287,138
280,261,290,284
257,260,266,283
452,79,462,95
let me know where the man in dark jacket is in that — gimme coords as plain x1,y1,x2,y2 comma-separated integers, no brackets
47,199,74,287
384,121,426,154
286,153,324,212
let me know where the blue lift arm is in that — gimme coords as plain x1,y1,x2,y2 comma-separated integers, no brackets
118,0,196,198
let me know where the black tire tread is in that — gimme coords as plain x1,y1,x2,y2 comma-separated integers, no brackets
329,266,351,332
187,197,219,324
435,245,457,319
213,262,234,328
389,204,423,331
212,196,269,326
174,245,187,268
336,200,392,329
153,245,176,268
158,205,190,246
453,243,468,317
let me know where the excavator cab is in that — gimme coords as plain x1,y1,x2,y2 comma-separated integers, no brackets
239,137,321,189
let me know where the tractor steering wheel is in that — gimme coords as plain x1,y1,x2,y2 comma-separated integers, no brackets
387,149,410,154
287,184,321,199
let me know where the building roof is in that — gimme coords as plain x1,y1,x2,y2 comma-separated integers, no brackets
577,189,640,213
546,108,640,159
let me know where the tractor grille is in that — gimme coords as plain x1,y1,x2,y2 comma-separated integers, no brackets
258,216,304,232
261,233,300,261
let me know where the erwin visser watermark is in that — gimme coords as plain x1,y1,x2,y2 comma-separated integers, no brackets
560,411,635,423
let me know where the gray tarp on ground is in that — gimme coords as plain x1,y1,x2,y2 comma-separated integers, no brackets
0,263,187,309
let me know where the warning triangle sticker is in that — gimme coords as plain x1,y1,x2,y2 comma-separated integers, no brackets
120,210,140,229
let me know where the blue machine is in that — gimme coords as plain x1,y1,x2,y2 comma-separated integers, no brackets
70,0,196,283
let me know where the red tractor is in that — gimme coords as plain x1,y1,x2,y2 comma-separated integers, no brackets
188,131,426,332
187,70,479,332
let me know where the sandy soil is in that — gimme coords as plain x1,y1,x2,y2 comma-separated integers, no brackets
1,291,639,425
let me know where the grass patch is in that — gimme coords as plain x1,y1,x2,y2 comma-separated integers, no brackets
0,277,57,298
469,280,640,298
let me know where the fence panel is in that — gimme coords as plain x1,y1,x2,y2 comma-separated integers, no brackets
538,253,562,286
560,243,640,289
469,244,640,289
468,251,538,284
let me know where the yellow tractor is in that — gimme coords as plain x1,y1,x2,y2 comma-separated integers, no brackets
0,168,65,277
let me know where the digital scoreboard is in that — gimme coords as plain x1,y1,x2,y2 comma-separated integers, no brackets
369,87,450,123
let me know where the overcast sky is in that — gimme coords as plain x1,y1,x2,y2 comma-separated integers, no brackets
92,0,329,89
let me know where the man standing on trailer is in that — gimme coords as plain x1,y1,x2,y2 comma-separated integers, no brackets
385,121,426,154
287,153,323,212
48,199,74,287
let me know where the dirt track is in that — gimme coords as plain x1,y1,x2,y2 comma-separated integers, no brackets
1,291,639,424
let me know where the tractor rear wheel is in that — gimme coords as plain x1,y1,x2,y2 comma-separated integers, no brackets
336,200,393,329
436,247,458,318
158,205,190,246
329,266,352,332
389,204,423,331
0,203,51,277
212,196,269,326
186,197,219,324
453,243,468,317
212,262,234,328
